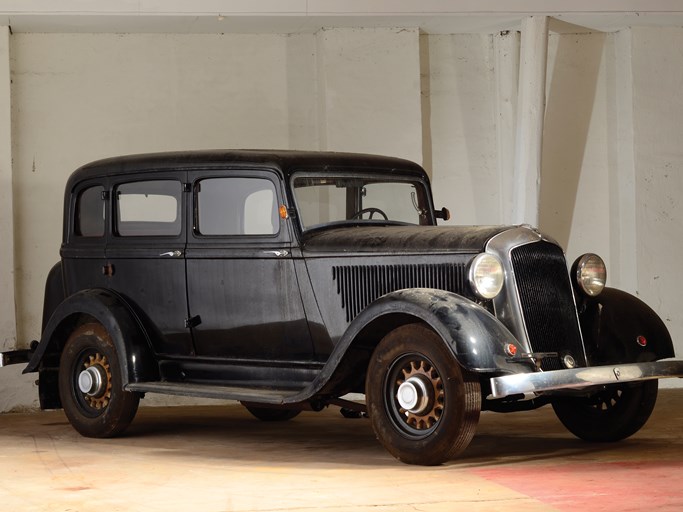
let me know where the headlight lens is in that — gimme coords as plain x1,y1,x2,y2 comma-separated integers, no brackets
469,253,504,299
574,253,606,297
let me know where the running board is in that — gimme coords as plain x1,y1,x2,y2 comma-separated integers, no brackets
125,381,305,404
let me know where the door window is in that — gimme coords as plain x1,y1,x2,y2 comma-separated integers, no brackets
196,177,279,236
115,180,182,236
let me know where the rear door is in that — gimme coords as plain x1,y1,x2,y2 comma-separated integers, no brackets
105,173,192,356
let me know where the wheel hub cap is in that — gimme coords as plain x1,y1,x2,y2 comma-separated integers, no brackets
78,365,107,396
80,353,113,410
397,376,431,414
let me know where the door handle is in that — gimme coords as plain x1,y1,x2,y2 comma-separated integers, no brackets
263,250,289,257
159,250,183,257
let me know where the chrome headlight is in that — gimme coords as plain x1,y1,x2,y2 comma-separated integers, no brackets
469,253,504,299
573,253,606,297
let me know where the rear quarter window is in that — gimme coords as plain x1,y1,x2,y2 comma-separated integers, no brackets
75,185,105,237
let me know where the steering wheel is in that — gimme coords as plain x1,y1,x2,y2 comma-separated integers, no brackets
350,207,389,220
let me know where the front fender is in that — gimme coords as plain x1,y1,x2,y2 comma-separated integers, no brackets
284,288,536,403
315,288,533,392
25,288,159,385
580,287,675,365
353,288,533,373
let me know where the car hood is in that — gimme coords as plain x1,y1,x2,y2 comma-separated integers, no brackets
301,225,513,254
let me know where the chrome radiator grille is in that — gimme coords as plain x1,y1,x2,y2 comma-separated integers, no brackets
510,241,586,371
333,263,467,322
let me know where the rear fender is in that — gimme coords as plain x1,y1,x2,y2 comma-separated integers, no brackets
41,261,66,332
25,289,159,404
580,287,675,365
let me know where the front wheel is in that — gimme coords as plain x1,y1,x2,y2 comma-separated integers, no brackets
366,324,481,465
59,322,140,438
552,380,658,442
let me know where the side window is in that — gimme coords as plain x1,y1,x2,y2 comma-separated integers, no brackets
75,185,105,237
197,177,278,236
115,180,182,237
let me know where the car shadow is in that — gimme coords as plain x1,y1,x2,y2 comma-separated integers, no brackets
87,404,670,468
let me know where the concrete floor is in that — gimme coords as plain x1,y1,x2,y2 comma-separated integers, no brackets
0,390,682,512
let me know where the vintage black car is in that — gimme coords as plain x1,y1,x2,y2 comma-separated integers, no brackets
3,150,682,465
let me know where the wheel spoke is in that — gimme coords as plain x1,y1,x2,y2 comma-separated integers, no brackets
81,352,113,410
391,355,444,433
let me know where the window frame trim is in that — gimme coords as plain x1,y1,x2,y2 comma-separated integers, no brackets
103,173,187,248
189,169,288,243
290,169,436,234
111,177,185,239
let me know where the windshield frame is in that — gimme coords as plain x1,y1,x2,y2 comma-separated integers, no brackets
289,169,436,234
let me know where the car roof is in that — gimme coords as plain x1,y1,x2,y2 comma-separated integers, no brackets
67,149,427,188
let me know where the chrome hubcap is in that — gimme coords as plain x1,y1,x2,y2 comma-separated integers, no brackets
397,376,431,414
78,365,107,397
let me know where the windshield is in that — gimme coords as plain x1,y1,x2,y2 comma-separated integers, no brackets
292,173,433,231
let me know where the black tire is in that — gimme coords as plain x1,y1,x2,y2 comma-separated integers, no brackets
366,324,481,465
552,380,658,442
242,404,301,422
58,322,140,438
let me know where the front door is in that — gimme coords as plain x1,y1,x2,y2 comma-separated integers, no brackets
185,171,312,362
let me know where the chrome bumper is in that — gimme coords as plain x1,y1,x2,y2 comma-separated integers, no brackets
489,360,683,399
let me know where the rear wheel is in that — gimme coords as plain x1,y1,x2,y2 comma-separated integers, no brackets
366,324,481,465
552,380,658,442
59,322,140,438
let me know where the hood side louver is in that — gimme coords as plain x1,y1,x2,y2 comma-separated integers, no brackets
332,263,467,322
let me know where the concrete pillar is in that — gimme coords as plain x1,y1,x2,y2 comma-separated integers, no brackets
608,29,638,294
0,26,16,350
494,30,520,223
511,16,549,226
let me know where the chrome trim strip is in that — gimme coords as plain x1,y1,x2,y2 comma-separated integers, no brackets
489,360,683,398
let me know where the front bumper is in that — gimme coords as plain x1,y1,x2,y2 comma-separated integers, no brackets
489,360,683,398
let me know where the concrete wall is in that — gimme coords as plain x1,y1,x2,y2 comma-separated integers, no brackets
426,33,500,226
631,28,683,386
541,31,611,262
2,24,683,411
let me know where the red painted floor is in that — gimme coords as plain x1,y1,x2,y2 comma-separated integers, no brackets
475,460,683,511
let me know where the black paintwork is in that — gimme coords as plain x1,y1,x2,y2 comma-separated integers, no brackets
302,225,507,253
19,149,676,410
579,287,675,365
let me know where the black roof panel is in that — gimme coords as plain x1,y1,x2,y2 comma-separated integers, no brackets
67,149,427,187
